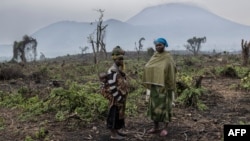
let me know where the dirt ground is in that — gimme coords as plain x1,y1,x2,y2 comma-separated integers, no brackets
0,75,249,141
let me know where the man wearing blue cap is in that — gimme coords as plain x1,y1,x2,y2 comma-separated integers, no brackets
142,37,177,137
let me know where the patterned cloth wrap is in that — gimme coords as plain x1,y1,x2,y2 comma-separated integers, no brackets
99,72,113,101
99,65,128,106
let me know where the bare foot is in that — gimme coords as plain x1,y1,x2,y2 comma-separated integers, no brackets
160,129,168,137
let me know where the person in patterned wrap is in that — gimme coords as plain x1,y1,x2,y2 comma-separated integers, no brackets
99,46,128,140
142,38,177,137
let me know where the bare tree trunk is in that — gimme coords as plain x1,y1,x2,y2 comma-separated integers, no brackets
241,39,250,66
87,9,108,64
91,40,97,64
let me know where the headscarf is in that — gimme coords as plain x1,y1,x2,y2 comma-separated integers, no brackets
111,46,125,60
154,38,168,47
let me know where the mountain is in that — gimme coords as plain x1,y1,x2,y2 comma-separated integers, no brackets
31,21,95,58
31,19,146,58
1,3,250,59
126,3,250,51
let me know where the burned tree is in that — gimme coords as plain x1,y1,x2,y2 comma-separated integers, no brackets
135,37,145,61
241,39,250,66
184,36,206,56
79,46,89,55
87,33,97,64
40,52,46,61
147,47,155,57
11,35,37,63
87,9,108,64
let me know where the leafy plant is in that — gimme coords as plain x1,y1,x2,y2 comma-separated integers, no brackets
46,80,108,122
24,136,34,141
239,121,250,125
240,72,250,90
35,127,47,139
177,87,208,111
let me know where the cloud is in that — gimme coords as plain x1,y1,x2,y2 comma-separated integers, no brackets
0,0,250,44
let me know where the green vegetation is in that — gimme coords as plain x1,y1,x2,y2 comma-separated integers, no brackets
0,52,250,140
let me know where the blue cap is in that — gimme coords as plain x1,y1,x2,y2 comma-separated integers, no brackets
154,38,168,47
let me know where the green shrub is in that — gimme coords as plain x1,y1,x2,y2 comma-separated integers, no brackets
177,87,208,111
46,80,108,122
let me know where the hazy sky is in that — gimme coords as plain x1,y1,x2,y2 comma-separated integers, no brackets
0,0,249,44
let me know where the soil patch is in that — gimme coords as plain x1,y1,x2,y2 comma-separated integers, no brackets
1,77,249,141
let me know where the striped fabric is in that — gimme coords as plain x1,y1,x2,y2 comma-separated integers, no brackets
107,69,123,102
